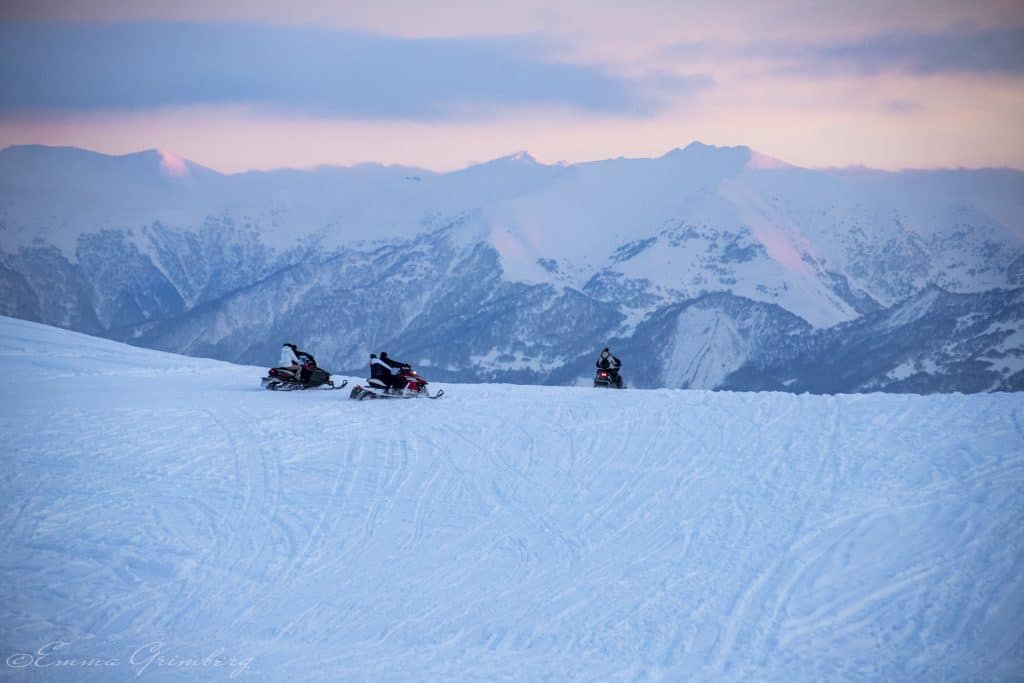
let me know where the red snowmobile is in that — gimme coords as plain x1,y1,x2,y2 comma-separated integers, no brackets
349,366,444,400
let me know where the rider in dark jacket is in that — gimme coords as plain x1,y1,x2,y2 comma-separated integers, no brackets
370,352,409,391
295,350,317,382
596,347,623,387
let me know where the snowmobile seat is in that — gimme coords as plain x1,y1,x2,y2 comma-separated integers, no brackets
367,377,388,389
271,367,300,380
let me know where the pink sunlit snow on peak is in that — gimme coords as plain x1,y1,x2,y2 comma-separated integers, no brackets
509,150,542,164
747,150,794,170
158,149,189,177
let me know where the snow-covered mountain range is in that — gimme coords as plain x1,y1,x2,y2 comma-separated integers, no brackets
1,142,1021,392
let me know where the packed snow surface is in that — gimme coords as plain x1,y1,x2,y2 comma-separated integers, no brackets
1,315,1022,681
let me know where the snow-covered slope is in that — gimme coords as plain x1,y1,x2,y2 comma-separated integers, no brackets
2,316,1022,681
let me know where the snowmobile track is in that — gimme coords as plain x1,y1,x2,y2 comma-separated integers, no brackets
2,317,1023,682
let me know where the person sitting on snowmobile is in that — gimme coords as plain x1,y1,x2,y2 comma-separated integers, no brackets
596,347,623,387
296,349,317,379
280,343,303,381
370,352,410,392
279,343,319,383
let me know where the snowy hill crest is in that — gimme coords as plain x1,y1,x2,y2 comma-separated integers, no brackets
1,315,1022,680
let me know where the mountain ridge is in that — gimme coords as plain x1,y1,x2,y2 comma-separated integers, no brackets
6,141,1022,175
1,142,1020,392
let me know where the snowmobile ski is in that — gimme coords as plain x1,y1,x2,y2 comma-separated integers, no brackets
262,377,348,392
348,384,444,400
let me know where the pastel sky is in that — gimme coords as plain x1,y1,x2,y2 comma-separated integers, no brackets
1,0,1022,172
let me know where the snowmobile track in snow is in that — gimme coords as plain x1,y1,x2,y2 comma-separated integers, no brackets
1,317,1022,682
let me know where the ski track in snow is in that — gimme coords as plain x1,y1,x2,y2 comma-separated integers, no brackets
0,316,1022,681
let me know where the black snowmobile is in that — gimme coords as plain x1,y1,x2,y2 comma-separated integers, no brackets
262,361,347,392
594,367,625,389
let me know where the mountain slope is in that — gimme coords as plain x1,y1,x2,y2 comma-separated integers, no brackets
0,143,1021,392
1,316,1022,681
725,286,1024,393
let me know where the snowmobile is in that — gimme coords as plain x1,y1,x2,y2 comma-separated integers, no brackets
262,365,347,391
349,366,444,400
594,368,625,389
